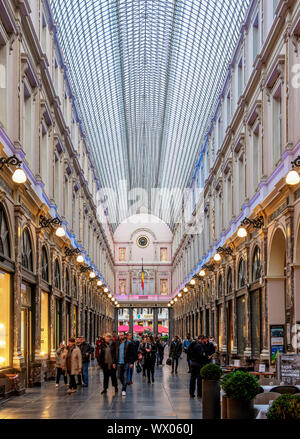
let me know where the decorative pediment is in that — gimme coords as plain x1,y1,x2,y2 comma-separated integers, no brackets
21,53,39,88
215,176,222,192
0,0,17,36
247,100,262,126
223,157,232,175
264,54,285,89
54,134,64,154
0,19,8,46
290,10,300,53
41,99,53,126
234,133,245,154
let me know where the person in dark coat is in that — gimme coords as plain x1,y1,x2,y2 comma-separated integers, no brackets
187,335,205,397
169,335,182,374
115,332,137,396
139,335,157,383
126,332,138,385
138,335,148,377
202,335,215,364
99,333,118,394
79,336,94,387
95,336,104,367
156,335,165,366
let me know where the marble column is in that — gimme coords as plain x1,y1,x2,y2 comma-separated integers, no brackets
12,205,25,369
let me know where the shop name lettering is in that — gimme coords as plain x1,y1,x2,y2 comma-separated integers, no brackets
107,423,193,436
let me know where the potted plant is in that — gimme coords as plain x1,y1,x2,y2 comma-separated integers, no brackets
220,372,233,419
200,363,223,419
222,371,260,419
267,394,300,420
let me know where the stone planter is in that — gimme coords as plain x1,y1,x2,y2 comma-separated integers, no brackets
222,394,228,419
202,379,221,419
227,398,255,419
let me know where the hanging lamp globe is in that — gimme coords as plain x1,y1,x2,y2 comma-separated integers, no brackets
286,169,300,186
12,168,27,184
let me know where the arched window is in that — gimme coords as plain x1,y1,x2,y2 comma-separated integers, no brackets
73,276,77,298
252,246,262,281
22,229,33,271
65,269,70,295
227,268,232,294
218,276,223,298
0,204,10,258
41,246,49,282
238,258,245,289
54,260,61,290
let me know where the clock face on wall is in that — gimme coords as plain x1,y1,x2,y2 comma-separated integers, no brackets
137,235,150,248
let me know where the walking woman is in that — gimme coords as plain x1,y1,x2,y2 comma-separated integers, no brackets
138,335,148,378
55,342,68,387
140,335,157,384
169,335,182,374
63,338,82,394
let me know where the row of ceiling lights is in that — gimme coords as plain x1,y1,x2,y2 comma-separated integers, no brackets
2,153,300,307
0,155,118,306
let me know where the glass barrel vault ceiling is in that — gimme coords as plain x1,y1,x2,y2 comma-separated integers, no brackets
50,0,250,230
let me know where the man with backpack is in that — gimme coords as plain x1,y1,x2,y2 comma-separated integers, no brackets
187,335,205,398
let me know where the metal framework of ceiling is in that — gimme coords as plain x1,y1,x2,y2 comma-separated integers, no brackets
50,0,250,230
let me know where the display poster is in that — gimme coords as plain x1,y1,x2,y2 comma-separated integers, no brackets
270,325,284,363
278,353,300,384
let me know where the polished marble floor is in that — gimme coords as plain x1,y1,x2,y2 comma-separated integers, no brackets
0,356,202,419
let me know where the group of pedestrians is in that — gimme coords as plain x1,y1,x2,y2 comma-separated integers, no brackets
96,332,166,394
55,336,94,394
55,331,215,399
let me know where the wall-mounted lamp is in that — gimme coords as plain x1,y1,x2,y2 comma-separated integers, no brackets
183,287,188,293
199,269,206,277
214,253,221,262
97,280,103,286
40,215,65,237
286,156,300,186
203,264,215,272
238,215,264,238
217,246,233,256
0,155,27,184
89,271,96,279
65,247,81,257
190,279,196,285
77,254,84,263
80,265,90,273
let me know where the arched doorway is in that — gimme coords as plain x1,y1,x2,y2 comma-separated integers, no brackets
267,227,286,359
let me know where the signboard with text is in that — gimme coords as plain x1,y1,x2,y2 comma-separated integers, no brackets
277,354,300,384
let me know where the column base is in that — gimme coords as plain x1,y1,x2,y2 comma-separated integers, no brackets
12,352,25,370
231,346,238,355
244,347,252,358
260,349,270,361
221,345,227,353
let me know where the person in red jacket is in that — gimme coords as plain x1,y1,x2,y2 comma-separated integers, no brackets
95,336,103,366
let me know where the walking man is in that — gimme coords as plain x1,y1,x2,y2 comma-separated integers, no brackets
187,335,205,397
79,336,94,387
169,335,182,374
115,332,136,396
99,333,118,394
